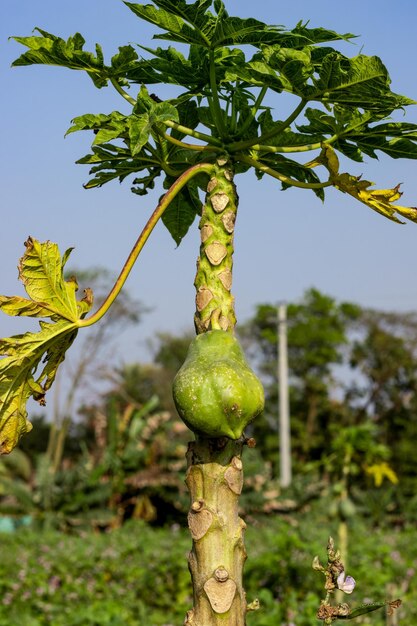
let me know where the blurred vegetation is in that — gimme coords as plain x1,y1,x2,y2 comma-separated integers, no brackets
1,287,417,621
0,510,415,625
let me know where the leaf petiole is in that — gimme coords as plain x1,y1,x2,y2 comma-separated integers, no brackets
154,127,220,152
238,153,332,190
79,162,213,328
110,77,137,106
163,120,223,147
252,134,339,155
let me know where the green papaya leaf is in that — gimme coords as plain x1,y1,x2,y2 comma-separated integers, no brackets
11,29,108,88
161,178,201,245
77,145,161,189
131,169,160,196
110,45,139,76
124,2,209,46
312,53,415,113
258,109,324,146
226,61,285,93
0,238,93,454
257,46,314,95
128,113,153,155
150,0,213,30
348,122,417,160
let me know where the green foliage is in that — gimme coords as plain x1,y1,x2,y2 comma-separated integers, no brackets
0,394,190,529
10,0,417,246
0,239,93,454
242,288,361,461
11,29,108,87
0,510,415,625
240,287,417,506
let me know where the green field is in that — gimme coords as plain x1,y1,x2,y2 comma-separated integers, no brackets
1,505,415,626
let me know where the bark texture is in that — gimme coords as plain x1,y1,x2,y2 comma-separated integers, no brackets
194,157,237,334
184,438,247,626
185,157,251,625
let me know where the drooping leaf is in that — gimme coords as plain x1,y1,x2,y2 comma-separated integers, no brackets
307,144,417,222
131,168,161,195
76,144,162,189
0,238,93,454
161,177,202,244
296,107,417,162
253,152,326,201
336,176,417,224
170,99,200,140
12,29,108,88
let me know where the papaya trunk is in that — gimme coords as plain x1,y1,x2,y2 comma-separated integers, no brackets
184,438,247,626
184,159,249,625
194,157,237,333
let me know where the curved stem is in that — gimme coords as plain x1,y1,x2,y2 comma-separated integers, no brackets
252,134,338,155
228,98,307,152
155,127,221,153
163,120,223,147
237,154,332,190
110,77,137,107
79,162,213,328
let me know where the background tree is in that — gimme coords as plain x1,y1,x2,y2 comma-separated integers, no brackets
348,312,417,499
242,289,360,465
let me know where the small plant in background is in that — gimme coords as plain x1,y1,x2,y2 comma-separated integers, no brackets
314,537,401,624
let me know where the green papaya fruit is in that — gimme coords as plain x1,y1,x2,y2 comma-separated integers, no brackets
172,330,264,439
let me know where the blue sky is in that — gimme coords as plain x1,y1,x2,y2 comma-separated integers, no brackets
2,0,417,371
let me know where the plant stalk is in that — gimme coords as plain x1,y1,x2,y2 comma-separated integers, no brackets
184,438,248,626
237,154,332,190
79,162,212,328
184,159,253,625
194,157,238,333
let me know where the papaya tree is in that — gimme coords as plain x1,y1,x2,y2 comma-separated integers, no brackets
1,1,417,623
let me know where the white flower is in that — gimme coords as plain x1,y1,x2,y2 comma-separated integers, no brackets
337,571,356,594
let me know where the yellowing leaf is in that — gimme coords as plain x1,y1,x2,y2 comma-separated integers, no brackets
335,174,417,224
309,144,417,224
365,462,399,487
0,238,93,454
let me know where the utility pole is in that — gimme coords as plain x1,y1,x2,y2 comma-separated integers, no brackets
278,303,292,488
